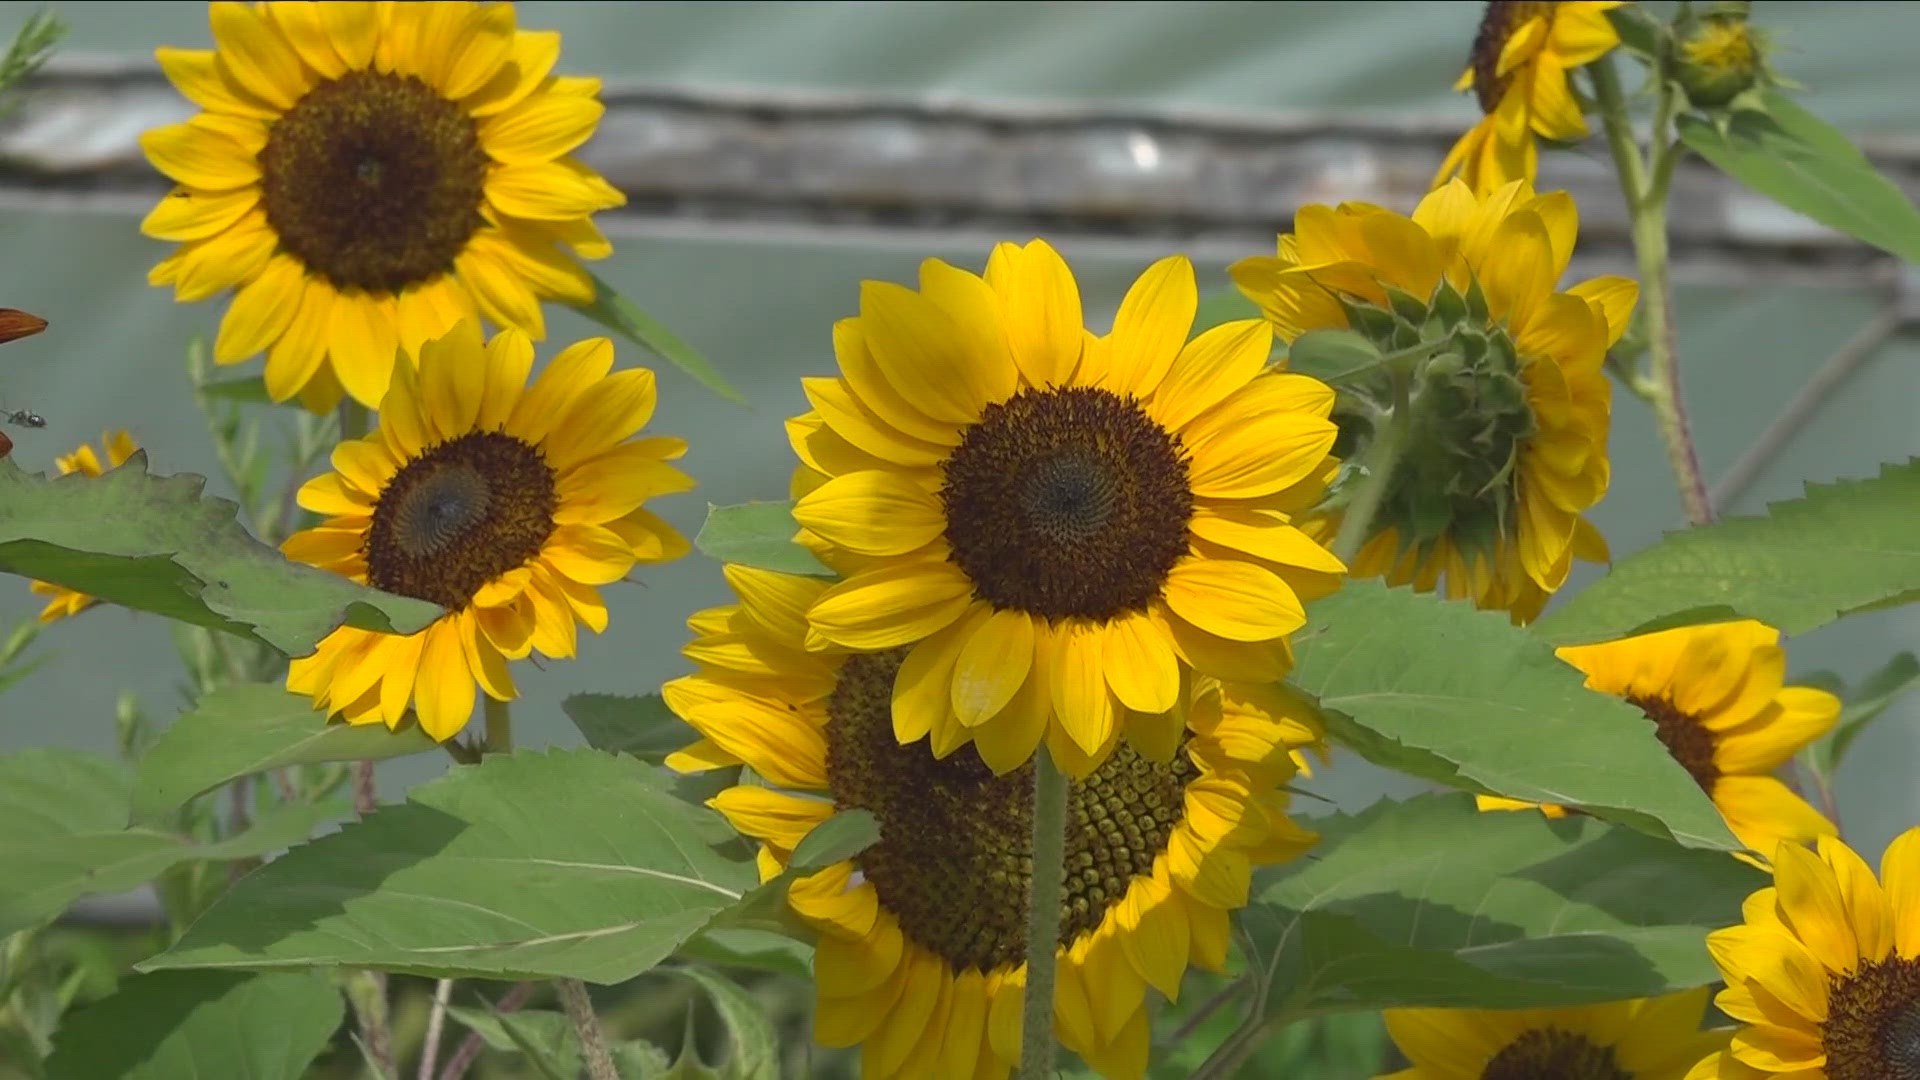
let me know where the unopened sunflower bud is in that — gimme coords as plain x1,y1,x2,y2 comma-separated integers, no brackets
1675,4,1767,109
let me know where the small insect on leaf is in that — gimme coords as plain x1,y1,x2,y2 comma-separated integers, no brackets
0,308,46,345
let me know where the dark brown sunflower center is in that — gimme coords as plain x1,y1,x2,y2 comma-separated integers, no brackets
364,431,557,609
1628,694,1721,793
1825,955,1920,1080
938,386,1192,623
823,650,1194,972
259,70,489,294
1470,0,1554,113
1479,1028,1629,1080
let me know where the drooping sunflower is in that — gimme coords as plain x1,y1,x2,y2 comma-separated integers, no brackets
1687,828,1920,1079
665,564,1319,1080
143,2,624,412
1231,178,1635,623
28,430,139,623
283,321,690,740
1476,620,1839,860
787,239,1344,776
1437,1,1625,195
1379,987,1733,1079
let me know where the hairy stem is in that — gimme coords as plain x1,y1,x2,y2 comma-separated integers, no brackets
556,978,618,1080
1016,750,1069,1079
1329,366,1412,565
1590,54,1714,526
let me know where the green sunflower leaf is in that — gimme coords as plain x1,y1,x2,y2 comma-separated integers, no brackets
1281,329,1383,385
576,271,746,405
1241,792,1764,1014
43,971,344,1080
0,455,442,657
1535,458,1920,645
1677,89,1920,265
1290,581,1740,850
788,809,878,872
678,965,780,1080
0,749,342,936
1812,651,1920,774
694,501,834,577
443,1007,581,1080
130,682,439,826
140,749,763,984
562,691,696,762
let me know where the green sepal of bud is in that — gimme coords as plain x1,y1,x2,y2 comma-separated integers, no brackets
1324,269,1538,567
1674,1,1775,112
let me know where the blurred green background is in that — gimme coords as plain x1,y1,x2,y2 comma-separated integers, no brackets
0,3,1913,1075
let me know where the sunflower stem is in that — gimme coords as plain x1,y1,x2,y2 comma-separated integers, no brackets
1328,365,1411,565
483,697,513,755
1590,53,1715,527
556,977,618,1080
1016,748,1069,1079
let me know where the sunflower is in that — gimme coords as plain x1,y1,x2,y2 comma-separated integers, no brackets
28,431,139,623
1435,1,1624,196
786,239,1344,777
1379,987,1733,1079
282,321,689,740
665,563,1319,1080
1687,828,1920,1079
143,1,624,413
1231,178,1635,623
1475,620,1839,861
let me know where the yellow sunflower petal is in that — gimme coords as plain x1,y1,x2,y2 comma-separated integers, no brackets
542,366,659,468
985,238,1082,387
464,28,560,116
154,46,276,119
708,787,833,851
887,610,980,752
1102,254,1196,398
1115,863,1188,1000
206,2,308,110
971,645,1051,775
141,187,259,243
1100,610,1178,715
1883,825,1920,959
487,159,623,221
1771,841,1861,975
1163,560,1305,643
1148,318,1271,432
1568,276,1640,347
1816,834,1892,966
808,559,973,651
140,120,261,190
413,620,476,741
1050,623,1119,758
793,470,946,558
859,279,1017,427
214,253,305,364
951,607,1036,728
507,336,613,445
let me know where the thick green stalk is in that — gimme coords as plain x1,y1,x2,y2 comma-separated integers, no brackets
1329,367,1413,565
1016,750,1070,1079
483,697,514,755
1590,55,1714,526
